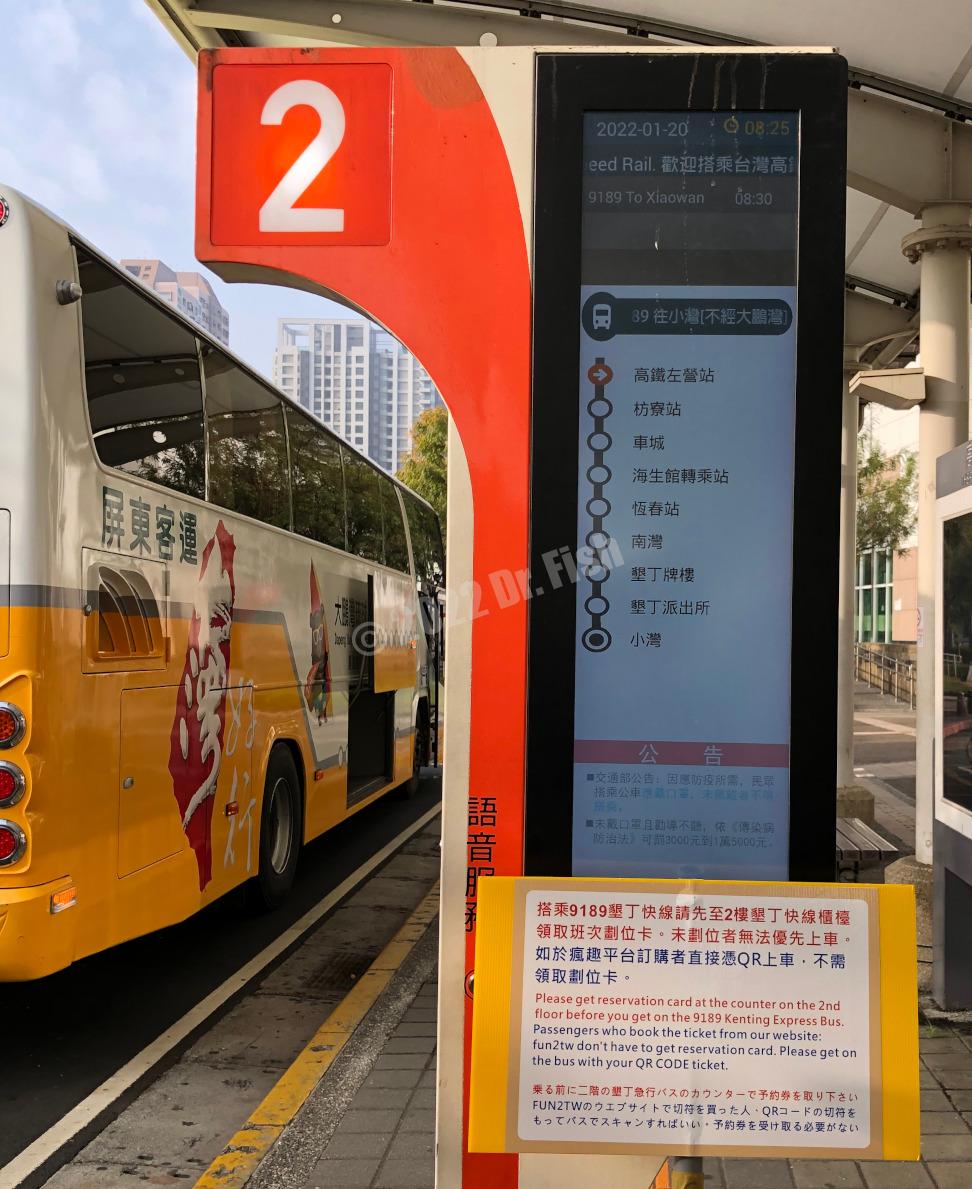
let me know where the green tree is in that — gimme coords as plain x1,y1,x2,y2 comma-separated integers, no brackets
856,439,917,554
397,407,448,526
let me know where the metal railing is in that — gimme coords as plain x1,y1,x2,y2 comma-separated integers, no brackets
854,644,915,708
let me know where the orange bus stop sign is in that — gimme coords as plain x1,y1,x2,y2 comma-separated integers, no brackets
209,62,393,247
197,46,529,1189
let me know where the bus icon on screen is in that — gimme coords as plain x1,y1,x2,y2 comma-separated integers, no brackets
592,303,612,331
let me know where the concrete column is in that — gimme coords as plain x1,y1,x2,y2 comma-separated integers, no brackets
836,353,874,821
902,204,972,866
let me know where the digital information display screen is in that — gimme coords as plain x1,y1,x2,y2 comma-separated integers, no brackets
572,112,799,878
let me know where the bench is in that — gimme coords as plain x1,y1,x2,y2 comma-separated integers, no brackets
836,817,899,881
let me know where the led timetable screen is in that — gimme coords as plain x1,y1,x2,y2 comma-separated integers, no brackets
571,111,800,878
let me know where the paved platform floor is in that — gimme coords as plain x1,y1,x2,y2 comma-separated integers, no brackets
286,973,972,1189
279,683,971,1188
45,684,950,1188
700,1022,972,1187
303,980,438,1189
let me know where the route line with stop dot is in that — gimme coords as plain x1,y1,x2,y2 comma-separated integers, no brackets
582,357,614,653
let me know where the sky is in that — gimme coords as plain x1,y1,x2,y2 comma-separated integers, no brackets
0,0,353,379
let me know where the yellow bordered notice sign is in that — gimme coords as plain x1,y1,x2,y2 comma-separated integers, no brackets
469,877,919,1160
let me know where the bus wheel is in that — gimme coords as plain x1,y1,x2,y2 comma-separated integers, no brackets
248,746,302,911
400,701,429,800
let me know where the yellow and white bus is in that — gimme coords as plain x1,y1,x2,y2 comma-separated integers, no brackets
0,188,444,981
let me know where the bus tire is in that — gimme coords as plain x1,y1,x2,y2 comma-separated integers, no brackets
399,700,429,800
248,746,302,911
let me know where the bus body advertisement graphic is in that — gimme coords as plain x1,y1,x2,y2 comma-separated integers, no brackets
168,520,237,891
305,562,334,725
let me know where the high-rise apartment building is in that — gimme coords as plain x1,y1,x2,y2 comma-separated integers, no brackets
273,318,441,473
120,259,230,345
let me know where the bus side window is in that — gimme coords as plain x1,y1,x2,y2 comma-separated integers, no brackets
343,449,384,564
381,484,410,573
78,250,205,500
287,410,346,551
203,347,291,530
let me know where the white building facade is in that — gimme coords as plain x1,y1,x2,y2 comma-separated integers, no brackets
120,259,229,345
273,318,441,472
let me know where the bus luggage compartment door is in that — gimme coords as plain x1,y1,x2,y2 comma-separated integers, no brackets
117,686,188,877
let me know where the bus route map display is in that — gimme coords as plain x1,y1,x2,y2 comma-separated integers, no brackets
572,112,799,879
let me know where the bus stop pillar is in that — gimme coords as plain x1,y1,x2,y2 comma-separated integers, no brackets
901,203,972,869
670,1155,705,1188
836,348,867,814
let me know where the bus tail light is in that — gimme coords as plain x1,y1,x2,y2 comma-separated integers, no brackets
50,887,77,914
0,821,25,865
0,761,25,807
0,703,26,749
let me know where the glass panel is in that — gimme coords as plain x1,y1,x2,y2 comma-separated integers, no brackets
203,346,290,529
343,449,384,563
403,494,445,588
422,503,445,587
381,484,410,573
876,550,889,584
876,587,887,641
78,248,205,499
854,590,861,642
942,513,972,811
861,589,873,640
861,551,873,586
287,411,346,551
403,495,428,583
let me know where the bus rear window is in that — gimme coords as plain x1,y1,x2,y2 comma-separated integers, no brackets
77,249,205,500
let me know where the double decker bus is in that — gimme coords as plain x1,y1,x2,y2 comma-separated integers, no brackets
0,188,444,981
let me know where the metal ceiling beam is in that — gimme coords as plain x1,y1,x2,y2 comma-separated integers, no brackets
185,0,633,47
848,91,972,214
175,1,972,215
844,290,919,368
148,0,970,349
192,1,627,46
143,0,224,53
179,0,972,121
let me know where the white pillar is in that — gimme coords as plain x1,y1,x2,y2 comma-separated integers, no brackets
436,420,474,1186
836,356,862,790
903,204,972,865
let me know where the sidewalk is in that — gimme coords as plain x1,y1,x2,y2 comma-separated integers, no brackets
850,681,917,855
295,978,437,1189
700,1017,972,1187
265,937,972,1189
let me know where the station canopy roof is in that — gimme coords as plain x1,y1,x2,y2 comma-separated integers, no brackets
148,0,972,366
